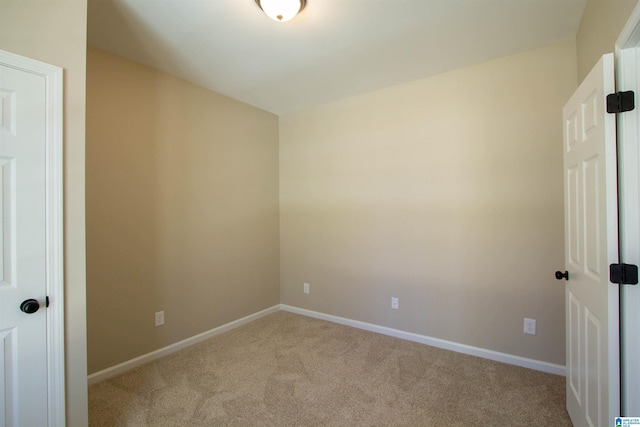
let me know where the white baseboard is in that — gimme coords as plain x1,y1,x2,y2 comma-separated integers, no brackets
87,305,280,385
88,303,565,385
280,304,566,376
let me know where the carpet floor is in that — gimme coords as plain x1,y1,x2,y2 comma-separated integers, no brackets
89,311,572,426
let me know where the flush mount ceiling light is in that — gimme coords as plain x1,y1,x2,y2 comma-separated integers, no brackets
255,0,306,22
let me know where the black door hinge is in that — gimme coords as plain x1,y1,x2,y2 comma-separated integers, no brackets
607,91,635,114
610,263,638,285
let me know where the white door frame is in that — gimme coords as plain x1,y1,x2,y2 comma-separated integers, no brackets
0,49,65,426
615,2,640,416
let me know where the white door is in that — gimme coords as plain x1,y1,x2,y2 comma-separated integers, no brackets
562,53,620,427
0,60,50,425
616,5,640,414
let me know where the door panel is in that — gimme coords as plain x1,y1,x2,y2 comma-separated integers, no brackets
584,307,601,427
563,53,619,427
568,165,581,266
0,62,48,427
583,156,601,280
568,292,581,403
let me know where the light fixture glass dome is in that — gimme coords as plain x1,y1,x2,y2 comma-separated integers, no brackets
255,0,306,22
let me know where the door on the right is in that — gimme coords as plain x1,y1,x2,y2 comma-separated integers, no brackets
562,53,619,427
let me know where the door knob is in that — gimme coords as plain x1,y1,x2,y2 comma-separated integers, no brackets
555,271,569,281
20,299,40,314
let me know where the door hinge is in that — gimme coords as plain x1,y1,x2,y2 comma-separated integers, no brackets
610,263,638,285
606,91,635,114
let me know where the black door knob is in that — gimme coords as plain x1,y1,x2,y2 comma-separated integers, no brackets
20,299,40,314
555,271,569,281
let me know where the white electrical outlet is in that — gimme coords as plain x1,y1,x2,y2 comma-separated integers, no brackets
304,283,310,294
155,311,165,327
391,297,399,309
524,318,536,335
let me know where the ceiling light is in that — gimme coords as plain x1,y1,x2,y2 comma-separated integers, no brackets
255,0,306,22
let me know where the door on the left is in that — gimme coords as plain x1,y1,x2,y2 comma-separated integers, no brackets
0,59,49,426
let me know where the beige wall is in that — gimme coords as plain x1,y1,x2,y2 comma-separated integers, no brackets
86,47,280,373
0,1,88,425
280,40,576,365
576,0,638,82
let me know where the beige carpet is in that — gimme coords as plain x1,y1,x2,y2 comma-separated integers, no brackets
89,311,572,426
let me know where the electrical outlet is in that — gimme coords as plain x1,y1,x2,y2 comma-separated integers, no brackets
391,297,399,309
304,283,310,294
524,318,536,335
155,311,165,327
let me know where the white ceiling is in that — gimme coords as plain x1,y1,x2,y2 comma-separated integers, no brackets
88,0,587,115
